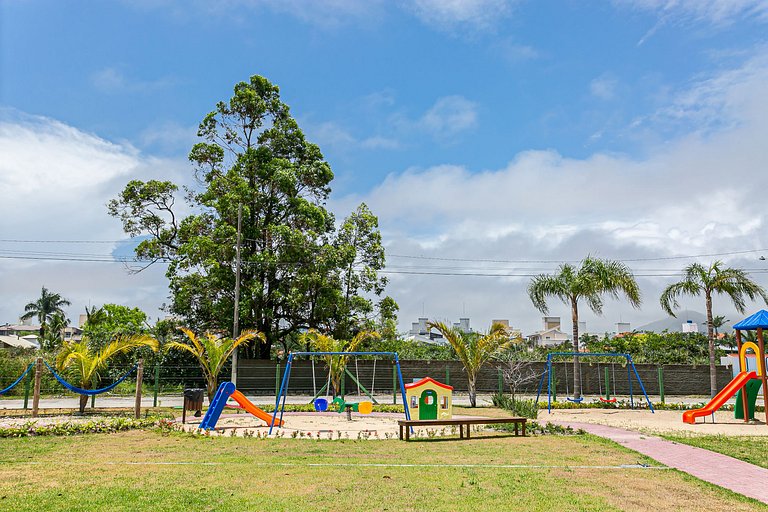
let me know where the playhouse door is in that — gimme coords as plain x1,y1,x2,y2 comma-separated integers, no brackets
419,390,438,420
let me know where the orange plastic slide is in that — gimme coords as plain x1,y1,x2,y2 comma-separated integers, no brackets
682,371,758,424
230,389,284,427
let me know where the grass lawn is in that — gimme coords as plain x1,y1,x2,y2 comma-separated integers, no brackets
662,434,768,470
1,427,766,512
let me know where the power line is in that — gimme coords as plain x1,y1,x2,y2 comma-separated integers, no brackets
387,248,768,264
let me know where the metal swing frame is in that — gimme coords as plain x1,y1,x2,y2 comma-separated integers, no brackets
535,352,655,413
269,351,411,434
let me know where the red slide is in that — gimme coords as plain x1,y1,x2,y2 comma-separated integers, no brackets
682,371,758,424
230,390,284,427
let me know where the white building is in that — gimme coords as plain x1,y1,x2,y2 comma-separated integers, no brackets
527,317,571,348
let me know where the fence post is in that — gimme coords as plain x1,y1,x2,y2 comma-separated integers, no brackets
445,365,450,386
497,367,503,394
658,366,665,404
392,365,397,405
153,361,160,407
32,357,42,418
23,370,31,410
275,363,281,397
134,359,144,419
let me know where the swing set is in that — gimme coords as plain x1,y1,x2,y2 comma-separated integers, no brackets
535,352,655,413
269,351,411,434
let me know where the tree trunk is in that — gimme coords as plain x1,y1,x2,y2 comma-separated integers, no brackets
79,394,89,414
571,299,581,399
468,375,477,407
706,292,717,399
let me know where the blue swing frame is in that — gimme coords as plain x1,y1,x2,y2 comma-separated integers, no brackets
269,351,411,434
535,352,655,413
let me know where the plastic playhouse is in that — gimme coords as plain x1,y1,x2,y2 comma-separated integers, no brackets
683,309,768,425
405,377,453,420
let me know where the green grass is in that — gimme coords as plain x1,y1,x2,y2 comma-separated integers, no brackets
662,434,768,470
0,428,766,511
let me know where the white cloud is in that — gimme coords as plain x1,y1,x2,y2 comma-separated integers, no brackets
617,0,768,25
90,67,174,94
590,75,619,101
332,46,768,334
418,95,479,139
0,110,187,324
494,39,539,64
407,0,516,32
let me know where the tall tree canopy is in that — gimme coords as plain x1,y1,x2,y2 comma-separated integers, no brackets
527,257,641,399
660,261,768,398
109,75,391,358
20,286,71,342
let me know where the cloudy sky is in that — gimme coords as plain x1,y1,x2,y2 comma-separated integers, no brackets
2,0,768,334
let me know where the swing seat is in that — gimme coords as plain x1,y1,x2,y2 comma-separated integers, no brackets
599,397,617,403
314,398,328,412
566,397,584,403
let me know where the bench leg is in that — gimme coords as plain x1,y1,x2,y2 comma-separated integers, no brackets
459,424,463,439
399,424,403,441
522,421,526,437
466,425,470,439
514,422,518,436
405,426,410,441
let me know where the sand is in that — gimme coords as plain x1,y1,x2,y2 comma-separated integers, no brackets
546,408,768,436
179,411,491,439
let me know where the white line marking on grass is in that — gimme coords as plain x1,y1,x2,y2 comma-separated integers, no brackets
0,460,669,470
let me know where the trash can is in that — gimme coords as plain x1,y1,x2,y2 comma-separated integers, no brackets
182,388,205,423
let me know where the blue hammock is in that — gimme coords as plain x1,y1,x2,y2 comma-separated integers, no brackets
44,361,138,396
0,363,34,396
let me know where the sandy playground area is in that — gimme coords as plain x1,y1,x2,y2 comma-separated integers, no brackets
547,408,768,436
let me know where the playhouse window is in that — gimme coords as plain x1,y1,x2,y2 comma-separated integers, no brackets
411,396,418,408
424,395,433,405
441,396,448,409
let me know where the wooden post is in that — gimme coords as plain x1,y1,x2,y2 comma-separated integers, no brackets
134,359,144,419
91,394,95,409
757,328,768,427
736,329,749,422
32,357,42,418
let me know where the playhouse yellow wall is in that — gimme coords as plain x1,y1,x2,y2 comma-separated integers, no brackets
406,382,452,420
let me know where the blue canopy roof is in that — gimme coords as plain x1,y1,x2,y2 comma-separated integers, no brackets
733,310,768,330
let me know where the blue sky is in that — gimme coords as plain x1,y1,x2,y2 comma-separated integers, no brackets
2,1,768,333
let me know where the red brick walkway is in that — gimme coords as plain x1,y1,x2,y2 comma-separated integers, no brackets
549,420,768,505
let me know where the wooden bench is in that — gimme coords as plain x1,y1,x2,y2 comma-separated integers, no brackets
398,417,527,441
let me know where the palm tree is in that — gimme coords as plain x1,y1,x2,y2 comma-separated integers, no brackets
56,335,159,413
712,315,729,337
21,286,71,341
165,328,263,400
300,330,380,396
660,261,768,398
84,305,107,328
426,321,515,407
528,257,642,399
42,312,70,351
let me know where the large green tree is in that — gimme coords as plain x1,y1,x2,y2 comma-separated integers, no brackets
20,286,71,342
109,76,391,358
527,257,641,399
660,261,768,398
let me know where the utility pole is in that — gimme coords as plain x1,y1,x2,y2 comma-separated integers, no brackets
231,204,242,386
